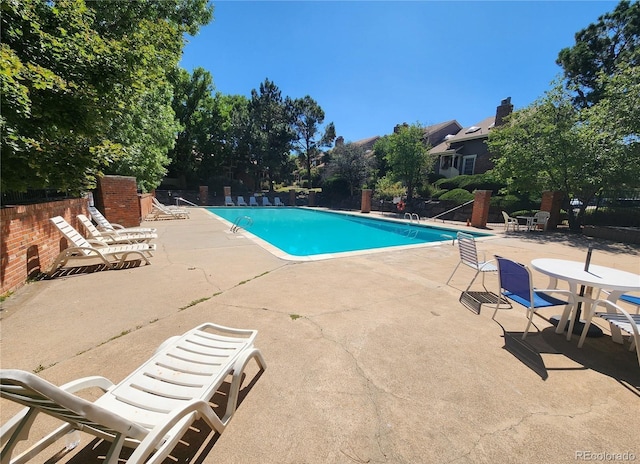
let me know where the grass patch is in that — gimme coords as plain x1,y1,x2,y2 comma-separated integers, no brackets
179,296,211,310
33,362,57,373
0,291,13,303
290,314,302,321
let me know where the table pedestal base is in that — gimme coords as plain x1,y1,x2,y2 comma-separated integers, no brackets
550,316,604,338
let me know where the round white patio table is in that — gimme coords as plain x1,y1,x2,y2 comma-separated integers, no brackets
531,258,640,342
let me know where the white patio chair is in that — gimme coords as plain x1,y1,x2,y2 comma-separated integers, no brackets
578,299,640,366
446,232,497,292
88,206,157,234
224,196,235,206
0,322,266,464
48,216,155,274
529,211,550,231
262,197,272,206
501,211,519,232
249,196,259,207
77,215,157,244
237,196,248,206
274,197,285,206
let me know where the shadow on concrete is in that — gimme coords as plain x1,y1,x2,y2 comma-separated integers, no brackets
42,370,264,464
497,321,640,394
35,260,145,280
501,229,640,254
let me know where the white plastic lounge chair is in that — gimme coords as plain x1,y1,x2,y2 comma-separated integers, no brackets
446,232,497,292
77,215,157,244
151,198,190,219
88,206,157,234
529,211,550,231
274,197,284,206
501,211,519,232
249,196,259,207
152,197,189,212
224,196,235,206
492,255,575,340
578,299,640,366
0,322,266,464
48,216,155,274
237,196,248,206
262,197,272,206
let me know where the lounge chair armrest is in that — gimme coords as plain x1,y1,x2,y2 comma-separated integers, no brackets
59,375,115,394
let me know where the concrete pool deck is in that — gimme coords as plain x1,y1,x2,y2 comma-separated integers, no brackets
1,207,639,464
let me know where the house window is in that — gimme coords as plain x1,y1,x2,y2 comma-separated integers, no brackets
462,155,476,175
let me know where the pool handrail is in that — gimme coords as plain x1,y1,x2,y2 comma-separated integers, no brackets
430,200,474,222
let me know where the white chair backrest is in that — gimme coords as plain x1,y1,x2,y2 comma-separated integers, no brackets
50,216,93,254
457,232,480,267
534,211,550,221
77,214,101,238
89,206,113,230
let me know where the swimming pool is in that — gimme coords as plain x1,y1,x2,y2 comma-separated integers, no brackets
207,207,491,260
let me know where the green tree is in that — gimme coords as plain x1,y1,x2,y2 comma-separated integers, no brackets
556,0,640,108
247,79,296,190
291,96,336,189
487,81,637,231
197,93,251,183
1,0,212,194
167,67,215,186
373,123,430,200
325,142,376,196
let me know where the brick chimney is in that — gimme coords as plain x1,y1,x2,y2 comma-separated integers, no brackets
495,97,513,126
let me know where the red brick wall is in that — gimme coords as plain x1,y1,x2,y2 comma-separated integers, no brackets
140,193,154,220
540,190,564,230
96,175,141,227
471,190,491,228
0,198,88,294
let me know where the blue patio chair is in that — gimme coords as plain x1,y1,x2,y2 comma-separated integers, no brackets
493,255,575,340
619,294,640,314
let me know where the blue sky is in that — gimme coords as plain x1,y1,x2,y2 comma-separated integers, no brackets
179,1,619,143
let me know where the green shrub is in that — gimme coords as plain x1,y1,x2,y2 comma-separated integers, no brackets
584,207,640,227
491,194,536,213
439,188,474,203
434,173,502,193
373,176,405,201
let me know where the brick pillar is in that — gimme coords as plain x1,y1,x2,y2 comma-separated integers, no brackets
308,191,316,207
199,186,208,206
223,186,231,197
540,190,564,230
471,190,491,228
96,175,141,227
361,189,372,213
289,189,296,206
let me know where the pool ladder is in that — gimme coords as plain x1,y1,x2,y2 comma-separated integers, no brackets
404,212,420,223
231,216,253,233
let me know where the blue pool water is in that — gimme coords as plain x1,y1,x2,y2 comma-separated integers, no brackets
207,207,490,259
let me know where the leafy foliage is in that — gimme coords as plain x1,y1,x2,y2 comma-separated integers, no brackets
557,0,640,108
373,123,431,199
323,142,376,196
292,96,336,189
1,0,212,194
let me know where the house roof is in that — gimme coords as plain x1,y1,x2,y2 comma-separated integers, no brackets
429,115,496,155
